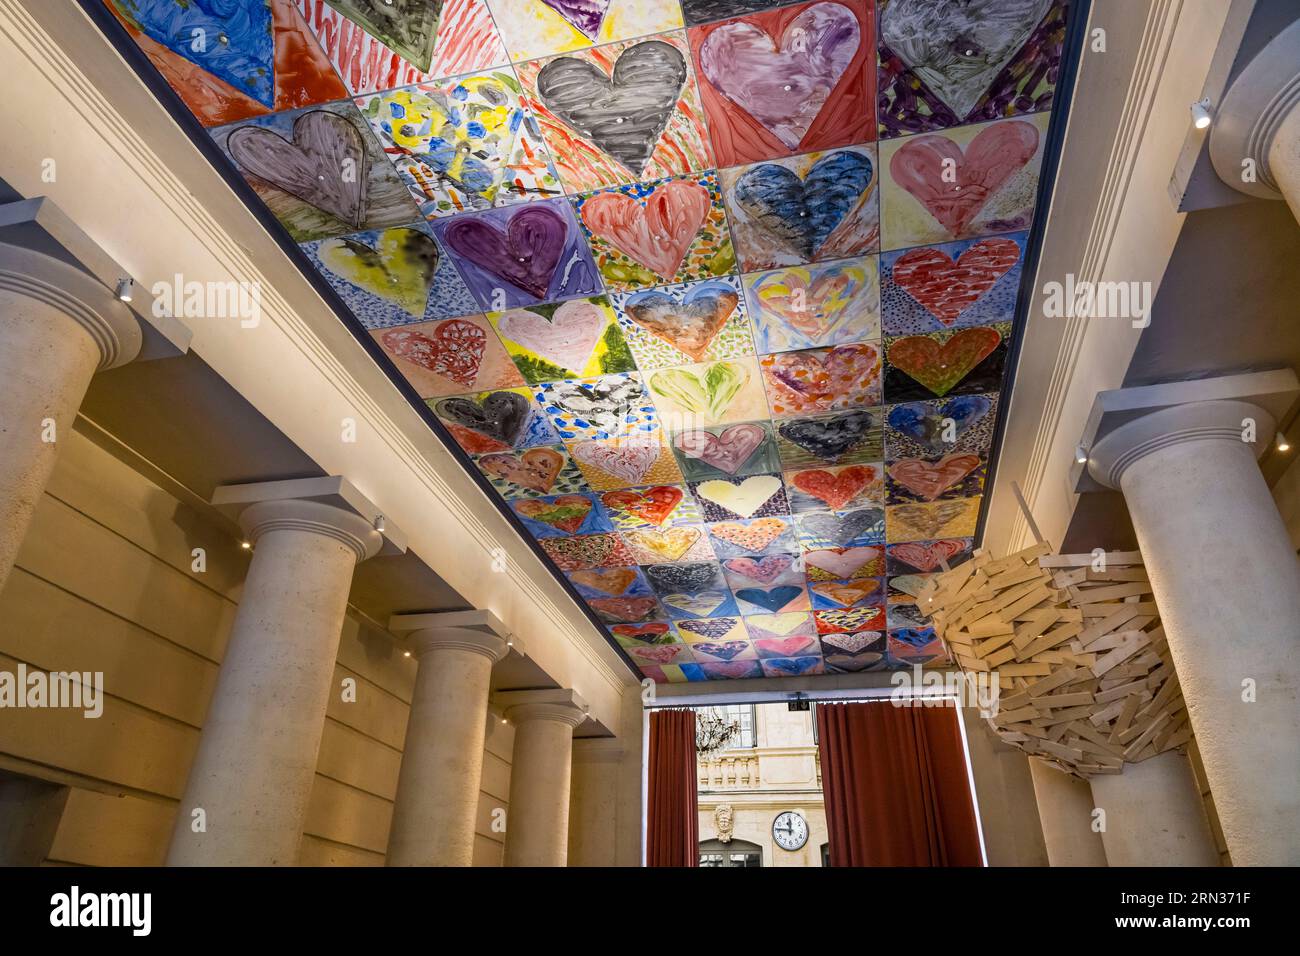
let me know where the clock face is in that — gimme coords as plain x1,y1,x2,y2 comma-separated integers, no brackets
772,811,809,851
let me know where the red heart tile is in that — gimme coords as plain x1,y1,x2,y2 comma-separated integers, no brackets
889,327,1001,396
888,454,980,500
892,238,1020,324
792,465,876,510
601,486,683,526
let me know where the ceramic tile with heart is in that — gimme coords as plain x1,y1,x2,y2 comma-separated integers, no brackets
813,606,885,634
803,545,885,581
821,630,888,673
720,553,803,590
567,438,684,490
110,0,350,127
885,601,929,630
612,276,755,371
886,627,948,666
877,0,1067,138
884,497,981,543
670,421,781,481
646,357,770,430
774,408,884,469
759,344,883,417
538,531,635,569
690,474,789,521
886,454,986,505
487,296,636,384
625,642,697,667
808,576,886,610
300,0,511,97
699,660,762,680
516,32,715,192
881,234,1025,334
371,315,524,399
356,72,562,219
598,485,699,530
751,633,820,661
760,656,824,677
878,112,1049,251
793,507,885,550
658,588,740,620
689,0,876,166
532,373,661,442
573,173,735,292
732,583,810,615
721,144,880,271
882,324,1009,403
687,639,759,663
744,611,816,643
429,197,604,309
587,595,664,624
473,445,592,498
674,616,748,644
643,560,730,597
620,525,717,565
511,491,612,538
304,224,482,327
884,538,973,575
744,256,881,354
608,621,680,647
489,0,684,63
211,102,422,242
883,393,997,459
783,463,883,513
434,387,563,454
705,515,799,557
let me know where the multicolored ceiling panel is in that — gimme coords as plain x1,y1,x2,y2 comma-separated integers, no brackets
96,0,1081,684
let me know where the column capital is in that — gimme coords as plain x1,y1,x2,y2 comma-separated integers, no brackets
390,611,512,662
1072,369,1299,492
212,475,406,562
1210,19,1300,200
0,241,141,370
495,688,589,729
1087,399,1271,490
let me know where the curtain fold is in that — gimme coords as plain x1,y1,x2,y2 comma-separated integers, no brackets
647,708,699,867
817,702,982,866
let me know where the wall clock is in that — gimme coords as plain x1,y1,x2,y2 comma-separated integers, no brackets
772,811,808,851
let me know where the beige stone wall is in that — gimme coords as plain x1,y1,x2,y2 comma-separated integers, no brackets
0,427,511,865
1272,452,1300,552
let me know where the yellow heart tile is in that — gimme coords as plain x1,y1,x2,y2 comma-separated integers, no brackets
696,475,782,518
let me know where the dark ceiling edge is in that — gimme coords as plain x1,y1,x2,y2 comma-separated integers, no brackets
973,0,1093,550
76,0,645,680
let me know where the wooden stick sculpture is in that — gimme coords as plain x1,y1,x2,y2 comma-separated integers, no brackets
916,541,1191,778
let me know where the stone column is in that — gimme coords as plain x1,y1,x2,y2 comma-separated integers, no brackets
168,478,398,866
385,612,510,867
1211,19,1300,223
0,243,141,590
497,689,588,867
1028,758,1107,867
1089,398,1300,865
1089,752,1219,866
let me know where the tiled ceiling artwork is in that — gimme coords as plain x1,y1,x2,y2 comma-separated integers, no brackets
101,0,1075,683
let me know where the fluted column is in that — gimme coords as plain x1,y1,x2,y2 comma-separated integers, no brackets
497,689,588,867
0,243,141,590
386,613,510,867
1089,398,1300,865
168,479,398,866
1028,758,1107,867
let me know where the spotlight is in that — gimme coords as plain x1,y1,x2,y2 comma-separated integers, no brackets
1075,443,1089,465
1277,433,1292,453
240,541,252,550
403,650,412,658
115,277,134,302
1190,98,1213,130
374,514,385,533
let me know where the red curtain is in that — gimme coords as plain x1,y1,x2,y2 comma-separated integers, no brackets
646,708,699,867
817,702,982,866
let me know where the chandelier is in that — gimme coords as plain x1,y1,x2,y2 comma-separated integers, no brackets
695,708,741,756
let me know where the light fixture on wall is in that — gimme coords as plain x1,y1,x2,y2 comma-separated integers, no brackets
240,541,252,550
373,514,385,533
115,277,133,302
1075,443,1089,464
1190,98,1214,129
1277,433,1292,453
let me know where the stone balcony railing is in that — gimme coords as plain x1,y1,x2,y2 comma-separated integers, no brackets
697,747,822,791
